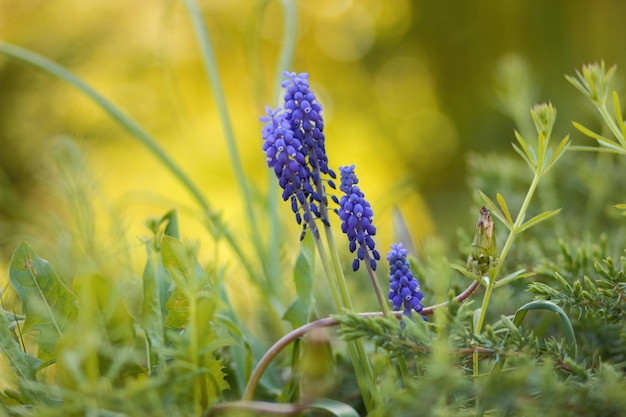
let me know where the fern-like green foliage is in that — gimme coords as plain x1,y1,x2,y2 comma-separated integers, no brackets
531,257,626,321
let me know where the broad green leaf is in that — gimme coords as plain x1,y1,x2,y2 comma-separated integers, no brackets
479,191,512,231
496,192,514,227
202,356,231,400
516,208,562,234
164,287,190,328
0,310,42,402
513,300,577,356
9,242,78,361
283,234,315,328
162,209,180,239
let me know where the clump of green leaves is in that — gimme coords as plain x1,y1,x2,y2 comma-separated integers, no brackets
1,212,232,416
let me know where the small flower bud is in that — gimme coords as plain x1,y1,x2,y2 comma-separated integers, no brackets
531,102,556,139
467,206,498,276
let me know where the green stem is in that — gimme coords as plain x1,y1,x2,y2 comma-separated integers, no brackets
266,0,299,296
182,0,270,284
322,223,376,411
473,172,541,411
363,248,391,316
474,172,540,335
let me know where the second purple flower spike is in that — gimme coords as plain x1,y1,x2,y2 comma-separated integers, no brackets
336,165,380,271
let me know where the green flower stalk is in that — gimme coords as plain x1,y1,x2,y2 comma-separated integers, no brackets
467,206,498,277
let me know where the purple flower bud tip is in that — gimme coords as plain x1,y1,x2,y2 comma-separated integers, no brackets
261,72,335,239
337,165,378,271
387,243,425,319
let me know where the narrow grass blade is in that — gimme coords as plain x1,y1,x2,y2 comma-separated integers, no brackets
182,0,268,277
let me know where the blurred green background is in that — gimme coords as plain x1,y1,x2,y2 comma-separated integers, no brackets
1,0,625,268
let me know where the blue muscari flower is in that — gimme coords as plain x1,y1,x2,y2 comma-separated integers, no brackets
336,165,380,271
387,243,424,318
281,72,336,191
261,72,336,239
260,106,317,234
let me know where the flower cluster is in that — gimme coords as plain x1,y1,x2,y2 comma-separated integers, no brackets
282,72,335,185
387,243,424,318
261,72,335,238
335,165,380,271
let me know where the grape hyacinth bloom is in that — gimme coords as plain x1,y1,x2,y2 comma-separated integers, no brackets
282,72,336,189
260,106,318,236
261,72,335,239
335,165,380,271
387,243,424,318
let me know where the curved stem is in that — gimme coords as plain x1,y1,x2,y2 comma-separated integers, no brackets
242,280,480,400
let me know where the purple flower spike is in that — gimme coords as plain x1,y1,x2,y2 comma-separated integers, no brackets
261,106,316,236
387,243,425,319
261,72,335,240
282,72,336,184
336,165,380,271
